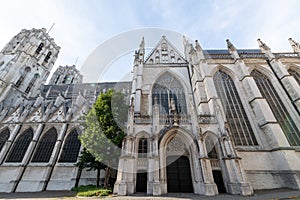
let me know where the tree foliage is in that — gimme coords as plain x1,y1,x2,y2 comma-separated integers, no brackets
79,89,127,188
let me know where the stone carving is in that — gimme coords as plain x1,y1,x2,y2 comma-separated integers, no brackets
167,136,185,152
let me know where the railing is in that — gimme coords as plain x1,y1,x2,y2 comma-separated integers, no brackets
137,158,148,168
210,159,221,170
240,53,266,58
274,53,299,58
134,115,152,124
205,54,233,59
198,114,217,124
133,114,216,124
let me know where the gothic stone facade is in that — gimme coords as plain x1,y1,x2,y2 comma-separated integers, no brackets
0,28,300,195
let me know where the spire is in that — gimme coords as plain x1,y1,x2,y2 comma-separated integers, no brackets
140,37,145,49
257,38,270,52
195,40,205,60
138,37,145,62
226,39,240,60
288,38,300,53
257,38,275,60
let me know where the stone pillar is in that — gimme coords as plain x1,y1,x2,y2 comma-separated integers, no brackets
13,123,44,192
114,136,136,195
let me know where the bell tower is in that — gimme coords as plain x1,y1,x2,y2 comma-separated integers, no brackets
48,65,83,85
0,28,60,100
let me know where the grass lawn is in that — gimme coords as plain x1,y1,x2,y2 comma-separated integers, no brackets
72,185,112,197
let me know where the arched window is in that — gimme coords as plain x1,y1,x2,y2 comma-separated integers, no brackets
62,75,68,84
288,69,300,85
213,70,258,146
54,75,60,84
251,70,300,146
6,128,33,162
205,137,218,159
138,138,148,158
58,129,81,163
25,74,39,93
44,51,52,63
0,128,10,152
152,73,187,115
31,128,57,162
36,43,44,54
16,67,30,88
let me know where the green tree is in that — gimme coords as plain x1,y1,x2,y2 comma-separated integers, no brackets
75,148,106,187
79,89,127,188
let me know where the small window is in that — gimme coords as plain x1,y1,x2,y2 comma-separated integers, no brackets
54,75,60,84
36,43,44,55
16,67,31,88
0,128,10,152
44,51,52,63
138,138,148,158
25,74,39,93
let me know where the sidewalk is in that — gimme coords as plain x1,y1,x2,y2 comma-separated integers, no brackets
0,188,299,200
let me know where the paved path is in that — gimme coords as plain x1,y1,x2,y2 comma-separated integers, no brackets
0,189,299,200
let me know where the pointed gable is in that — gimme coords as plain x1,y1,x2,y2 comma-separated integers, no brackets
145,36,186,64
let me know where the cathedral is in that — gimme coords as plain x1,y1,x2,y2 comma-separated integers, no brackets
0,28,299,196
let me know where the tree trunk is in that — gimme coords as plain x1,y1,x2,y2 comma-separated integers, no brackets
104,166,111,189
74,168,82,188
96,168,100,187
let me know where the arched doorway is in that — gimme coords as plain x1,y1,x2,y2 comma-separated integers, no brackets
205,135,227,193
167,156,193,193
212,170,226,193
136,170,147,193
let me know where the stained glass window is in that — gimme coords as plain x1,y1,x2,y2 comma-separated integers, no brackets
0,128,9,152
138,138,148,158
252,70,300,146
58,129,81,163
6,128,33,162
31,128,57,162
214,70,258,146
152,73,187,115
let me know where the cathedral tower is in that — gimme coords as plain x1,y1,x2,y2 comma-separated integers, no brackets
48,65,83,85
0,28,60,100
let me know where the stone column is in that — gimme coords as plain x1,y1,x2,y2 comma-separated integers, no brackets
12,123,44,192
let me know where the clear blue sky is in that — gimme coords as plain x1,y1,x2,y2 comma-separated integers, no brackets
0,0,299,82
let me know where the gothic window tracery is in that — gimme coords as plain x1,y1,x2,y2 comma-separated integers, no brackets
16,67,31,88
25,74,39,93
6,128,33,162
288,69,300,85
0,128,9,152
58,129,81,163
152,73,187,115
205,137,218,158
44,51,52,63
31,128,57,162
35,43,44,55
213,70,258,146
251,70,300,146
138,138,148,158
